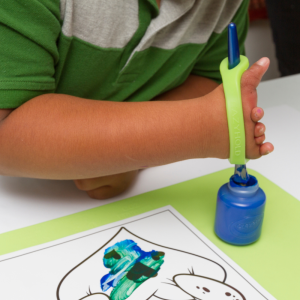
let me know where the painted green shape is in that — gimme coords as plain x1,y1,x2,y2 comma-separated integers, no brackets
109,248,164,300
101,239,165,299
0,168,300,299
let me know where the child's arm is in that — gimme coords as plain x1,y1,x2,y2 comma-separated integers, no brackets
73,59,272,200
153,75,219,101
0,58,273,183
0,91,226,179
74,75,221,199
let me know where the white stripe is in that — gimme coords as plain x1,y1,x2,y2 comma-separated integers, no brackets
59,0,242,58
60,0,139,49
122,0,242,69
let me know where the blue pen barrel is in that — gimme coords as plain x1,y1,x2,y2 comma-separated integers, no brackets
228,22,240,69
214,175,266,245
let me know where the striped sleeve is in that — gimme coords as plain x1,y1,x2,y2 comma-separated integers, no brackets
0,0,61,108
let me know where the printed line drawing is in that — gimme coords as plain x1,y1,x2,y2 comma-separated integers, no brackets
57,227,245,300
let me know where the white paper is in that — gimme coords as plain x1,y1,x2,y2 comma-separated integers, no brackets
0,206,276,300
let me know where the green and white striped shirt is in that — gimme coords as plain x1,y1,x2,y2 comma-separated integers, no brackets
0,0,248,108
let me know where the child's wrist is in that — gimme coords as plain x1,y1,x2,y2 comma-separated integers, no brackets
194,87,230,159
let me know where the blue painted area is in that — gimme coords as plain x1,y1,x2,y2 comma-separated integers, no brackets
215,175,266,245
231,173,257,187
101,240,139,291
233,164,250,185
228,22,240,70
100,239,164,300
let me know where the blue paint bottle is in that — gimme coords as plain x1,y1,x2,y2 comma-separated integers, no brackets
214,175,266,245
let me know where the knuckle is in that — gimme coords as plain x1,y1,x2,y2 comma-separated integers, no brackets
78,171,138,199
241,80,257,95
246,142,261,159
87,185,123,200
256,122,265,131
87,189,99,199
87,188,110,200
242,69,262,89
74,179,91,191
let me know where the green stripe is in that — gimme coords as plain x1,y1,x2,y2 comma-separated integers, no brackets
0,0,248,108
0,90,54,108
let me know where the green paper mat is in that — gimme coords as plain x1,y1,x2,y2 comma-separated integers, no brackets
1,168,299,299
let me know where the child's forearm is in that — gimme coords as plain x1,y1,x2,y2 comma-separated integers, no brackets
154,75,219,101
0,90,229,179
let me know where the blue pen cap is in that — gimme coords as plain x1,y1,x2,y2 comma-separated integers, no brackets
214,175,266,245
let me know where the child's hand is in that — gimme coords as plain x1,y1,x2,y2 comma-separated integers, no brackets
208,57,274,160
74,170,138,200
240,57,274,158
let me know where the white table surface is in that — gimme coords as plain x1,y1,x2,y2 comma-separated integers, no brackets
0,74,299,235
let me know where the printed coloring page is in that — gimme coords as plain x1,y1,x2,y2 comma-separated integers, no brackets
0,207,276,300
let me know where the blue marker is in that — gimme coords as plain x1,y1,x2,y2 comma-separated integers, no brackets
228,22,240,69
227,22,249,185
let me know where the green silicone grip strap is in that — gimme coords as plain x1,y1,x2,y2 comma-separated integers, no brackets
220,55,249,165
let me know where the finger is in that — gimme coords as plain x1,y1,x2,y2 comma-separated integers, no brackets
87,185,127,200
74,177,107,191
74,171,138,191
241,57,270,93
251,107,264,122
259,142,274,156
255,134,265,145
87,170,138,199
254,122,265,137
81,170,139,200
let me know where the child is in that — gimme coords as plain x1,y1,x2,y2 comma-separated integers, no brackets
0,0,273,199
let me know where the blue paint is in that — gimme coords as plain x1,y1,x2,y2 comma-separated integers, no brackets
214,175,266,245
100,239,164,300
233,164,250,184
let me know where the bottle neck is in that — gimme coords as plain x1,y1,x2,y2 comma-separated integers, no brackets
228,175,259,198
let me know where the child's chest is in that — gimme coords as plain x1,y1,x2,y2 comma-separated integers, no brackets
59,0,242,52
55,0,243,101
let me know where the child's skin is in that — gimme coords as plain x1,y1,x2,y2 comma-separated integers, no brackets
75,58,273,199
0,58,274,200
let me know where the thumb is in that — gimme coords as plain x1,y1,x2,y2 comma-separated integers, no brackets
241,57,270,93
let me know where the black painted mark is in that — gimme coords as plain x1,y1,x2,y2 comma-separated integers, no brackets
104,250,121,260
126,262,158,281
151,251,165,261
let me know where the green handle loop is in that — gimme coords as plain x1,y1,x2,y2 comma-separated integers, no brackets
220,55,249,165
